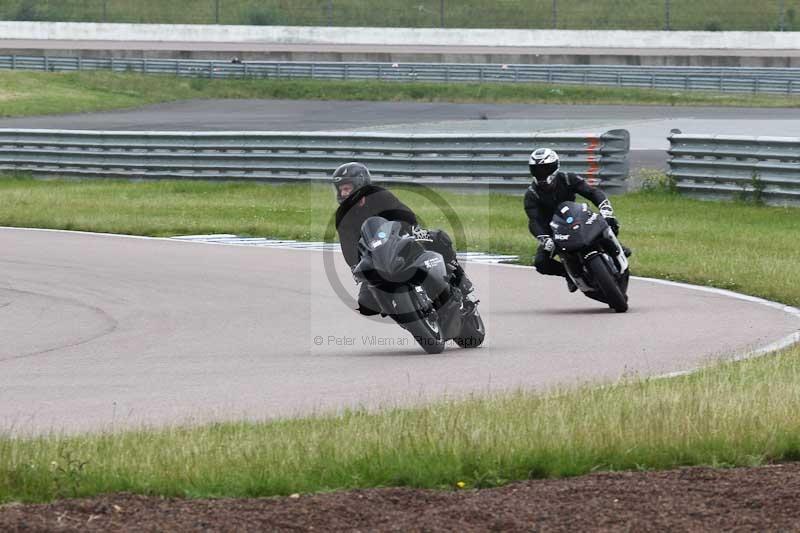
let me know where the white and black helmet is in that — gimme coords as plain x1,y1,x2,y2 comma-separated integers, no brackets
332,162,372,204
528,148,560,188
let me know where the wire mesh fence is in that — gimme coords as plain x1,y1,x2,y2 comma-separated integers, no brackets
0,0,798,30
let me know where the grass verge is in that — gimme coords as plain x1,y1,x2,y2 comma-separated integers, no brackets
2,71,800,119
2,345,799,502
0,176,798,503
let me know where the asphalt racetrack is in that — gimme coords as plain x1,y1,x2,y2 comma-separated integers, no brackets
1,227,797,435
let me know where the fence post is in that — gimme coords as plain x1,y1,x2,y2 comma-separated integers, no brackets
103,0,107,22
552,0,557,29
779,0,786,30
215,0,220,24
440,0,445,28
327,0,333,26
664,0,671,30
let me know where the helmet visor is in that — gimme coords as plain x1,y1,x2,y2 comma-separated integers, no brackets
530,161,559,182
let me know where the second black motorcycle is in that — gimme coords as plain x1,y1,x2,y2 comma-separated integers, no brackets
353,216,485,354
549,201,630,313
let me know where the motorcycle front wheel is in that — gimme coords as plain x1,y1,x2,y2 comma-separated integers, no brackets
587,255,628,313
454,305,486,348
405,308,446,354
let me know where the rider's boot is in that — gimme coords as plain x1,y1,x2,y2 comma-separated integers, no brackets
451,262,475,297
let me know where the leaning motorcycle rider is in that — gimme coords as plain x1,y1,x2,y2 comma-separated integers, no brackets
524,148,631,292
333,162,473,315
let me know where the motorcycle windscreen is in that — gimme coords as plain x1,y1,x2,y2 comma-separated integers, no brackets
358,217,423,283
551,201,608,252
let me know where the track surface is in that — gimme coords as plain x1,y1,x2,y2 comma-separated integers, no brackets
1,227,796,435
3,100,800,173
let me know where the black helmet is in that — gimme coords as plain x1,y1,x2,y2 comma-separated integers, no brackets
528,148,560,189
332,162,372,204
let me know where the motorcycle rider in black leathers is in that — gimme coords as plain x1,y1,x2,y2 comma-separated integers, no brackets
333,162,473,315
524,148,631,292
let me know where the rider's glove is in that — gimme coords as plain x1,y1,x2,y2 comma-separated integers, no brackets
598,199,619,235
537,235,555,254
606,216,620,236
412,225,432,241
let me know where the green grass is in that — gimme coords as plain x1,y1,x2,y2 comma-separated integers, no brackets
2,71,800,119
2,345,799,502
2,0,798,30
0,176,798,503
1,176,798,306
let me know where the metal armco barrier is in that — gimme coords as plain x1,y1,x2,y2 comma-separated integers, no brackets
668,130,800,205
1,55,799,95
0,129,630,190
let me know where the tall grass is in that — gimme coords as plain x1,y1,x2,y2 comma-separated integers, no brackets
2,71,799,120
1,345,799,502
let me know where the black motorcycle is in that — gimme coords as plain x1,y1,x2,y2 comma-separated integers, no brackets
353,216,485,354
550,201,630,313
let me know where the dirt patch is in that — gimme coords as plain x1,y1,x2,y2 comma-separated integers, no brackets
2,464,800,532
0,91,21,101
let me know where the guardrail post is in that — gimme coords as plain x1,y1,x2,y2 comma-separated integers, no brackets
789,80,794,95
143,58,148,74
344,64,349,80
780,0,786,31
110,57,114,72
10,55,15,70
44,56,49,72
